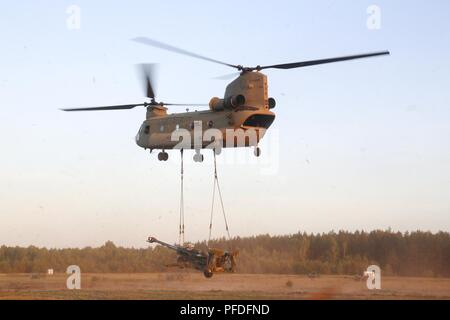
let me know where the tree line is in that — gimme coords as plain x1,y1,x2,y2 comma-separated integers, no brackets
1,230,449,277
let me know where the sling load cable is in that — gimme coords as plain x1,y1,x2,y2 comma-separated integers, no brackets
179,149,185,246
208,149,231,248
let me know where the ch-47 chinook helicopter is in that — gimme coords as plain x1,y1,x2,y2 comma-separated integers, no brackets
62,37,389,162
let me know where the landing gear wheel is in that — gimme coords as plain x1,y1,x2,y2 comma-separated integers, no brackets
254,147,261,157
214,147,222,155
203,269,213,278
193,153,204,162
158,151,169,161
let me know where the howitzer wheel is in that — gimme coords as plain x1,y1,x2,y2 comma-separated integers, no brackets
203,269,213,278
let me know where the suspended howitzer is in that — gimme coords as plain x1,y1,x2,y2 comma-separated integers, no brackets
147,236,238,278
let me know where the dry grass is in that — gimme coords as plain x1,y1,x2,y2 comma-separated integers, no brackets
0,273,449,300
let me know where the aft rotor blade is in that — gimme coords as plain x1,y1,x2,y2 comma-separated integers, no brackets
132,37,239,69
163,103,209,106
61,103,145,112
213,72,241,80
259,51,390,70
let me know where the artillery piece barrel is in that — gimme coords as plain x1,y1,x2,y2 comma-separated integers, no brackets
147,236,179,251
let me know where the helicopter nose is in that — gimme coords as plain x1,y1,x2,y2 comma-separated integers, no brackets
135,131,141,146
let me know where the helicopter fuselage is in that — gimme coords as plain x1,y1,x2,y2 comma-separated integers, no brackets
135,71,276,151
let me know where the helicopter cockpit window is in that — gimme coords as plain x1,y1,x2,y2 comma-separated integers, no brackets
144,125,150,134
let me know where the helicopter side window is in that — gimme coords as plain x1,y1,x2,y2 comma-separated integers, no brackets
144,125,150,134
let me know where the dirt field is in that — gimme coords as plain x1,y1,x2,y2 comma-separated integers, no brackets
0,273,449,300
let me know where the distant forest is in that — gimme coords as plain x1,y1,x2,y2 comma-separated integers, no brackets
1,230,449,277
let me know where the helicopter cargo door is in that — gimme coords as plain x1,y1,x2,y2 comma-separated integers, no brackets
242,114,275,129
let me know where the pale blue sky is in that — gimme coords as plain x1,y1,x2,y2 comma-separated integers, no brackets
0,1,449,248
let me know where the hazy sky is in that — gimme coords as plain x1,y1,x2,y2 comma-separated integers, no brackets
1,1,449,248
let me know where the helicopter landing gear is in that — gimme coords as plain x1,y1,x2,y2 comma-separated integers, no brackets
213,147,222,155
193,150,204,162
254,146,261,157
158,151,169,161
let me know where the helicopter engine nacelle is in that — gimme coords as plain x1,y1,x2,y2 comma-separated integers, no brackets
209,95,246,112
209,97,224,111
225,94,246,109
268,97,276,109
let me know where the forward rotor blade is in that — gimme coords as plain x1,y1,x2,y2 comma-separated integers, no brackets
140,63,156,99
61,103,145,112
259,51,390,70
61,102,208,112
132,37,239,69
